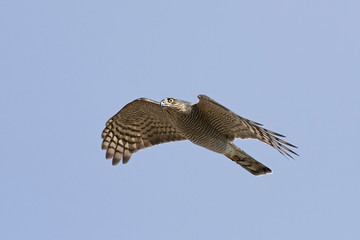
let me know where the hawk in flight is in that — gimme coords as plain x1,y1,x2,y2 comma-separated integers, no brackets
101,95,298,175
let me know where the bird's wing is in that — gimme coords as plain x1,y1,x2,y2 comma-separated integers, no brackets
101,98,187,165
195,95,298,158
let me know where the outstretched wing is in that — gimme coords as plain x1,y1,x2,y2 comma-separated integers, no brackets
101,98,187,165
195,95,298,158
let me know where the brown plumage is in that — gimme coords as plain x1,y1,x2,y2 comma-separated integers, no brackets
101,95,298,175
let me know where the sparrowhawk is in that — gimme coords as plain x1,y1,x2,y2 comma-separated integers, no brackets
101,95,298,175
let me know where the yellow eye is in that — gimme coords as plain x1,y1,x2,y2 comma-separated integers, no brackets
168,98,174,103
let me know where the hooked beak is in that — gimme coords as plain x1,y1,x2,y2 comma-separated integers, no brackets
160,99,167,107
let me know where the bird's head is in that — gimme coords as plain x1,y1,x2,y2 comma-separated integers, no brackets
160,97,192,114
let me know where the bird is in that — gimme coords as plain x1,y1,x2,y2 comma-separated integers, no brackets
101,95,298,176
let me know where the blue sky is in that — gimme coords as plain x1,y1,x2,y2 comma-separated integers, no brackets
1,1,359,239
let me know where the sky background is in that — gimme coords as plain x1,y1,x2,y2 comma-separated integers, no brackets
1,0,359,239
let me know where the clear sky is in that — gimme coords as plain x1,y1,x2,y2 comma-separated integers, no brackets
1,1,359,239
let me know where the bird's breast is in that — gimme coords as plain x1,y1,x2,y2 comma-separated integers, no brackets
173,110,229,154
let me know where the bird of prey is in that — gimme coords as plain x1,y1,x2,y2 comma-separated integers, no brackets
101,95,298,175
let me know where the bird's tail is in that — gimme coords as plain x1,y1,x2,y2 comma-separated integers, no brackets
225,145,272,176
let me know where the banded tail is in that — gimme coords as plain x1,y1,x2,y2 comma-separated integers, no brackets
225,146,272,176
